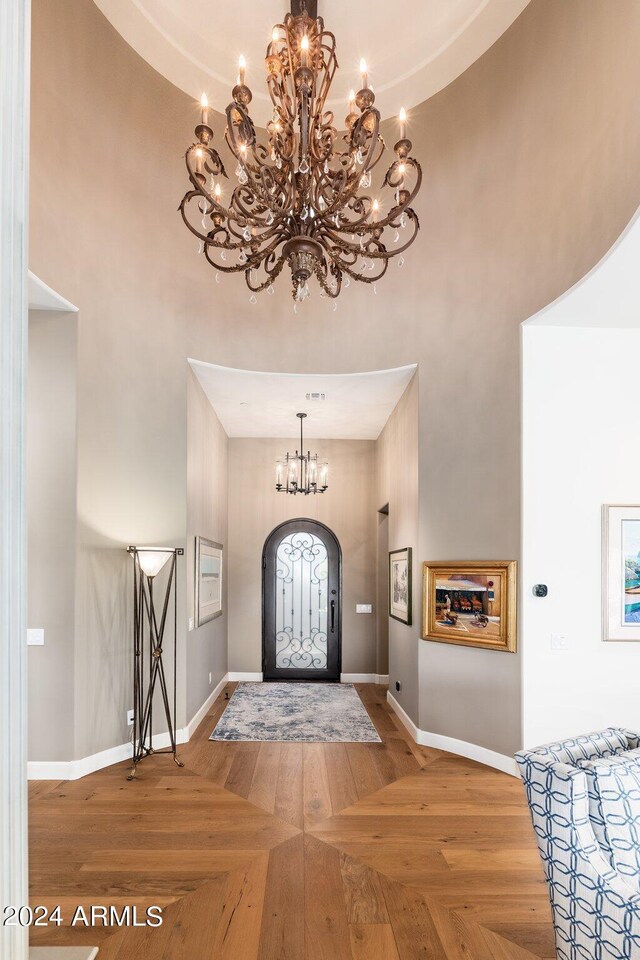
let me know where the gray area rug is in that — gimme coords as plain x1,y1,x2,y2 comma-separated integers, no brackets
210,682,381,743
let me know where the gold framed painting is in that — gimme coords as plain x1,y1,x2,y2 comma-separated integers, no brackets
421,561,517,652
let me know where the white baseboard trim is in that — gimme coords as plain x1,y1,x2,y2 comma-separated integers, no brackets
341,673,389,684
386,691,519,778
28,673,231,781
386,691,420,740
185,673,229,739
227,671,263,682
30,948,99,959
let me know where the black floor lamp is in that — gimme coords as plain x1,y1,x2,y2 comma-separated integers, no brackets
127,545,184,780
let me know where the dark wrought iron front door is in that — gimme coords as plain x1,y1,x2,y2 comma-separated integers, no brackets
263,519,341,682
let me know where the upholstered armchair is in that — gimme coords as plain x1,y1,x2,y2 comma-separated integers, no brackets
516,729,640,960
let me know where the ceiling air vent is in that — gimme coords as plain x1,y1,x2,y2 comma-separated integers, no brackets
305,392,326,401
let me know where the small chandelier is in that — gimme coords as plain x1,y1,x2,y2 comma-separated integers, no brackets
179,0,421,302
276,413,328,495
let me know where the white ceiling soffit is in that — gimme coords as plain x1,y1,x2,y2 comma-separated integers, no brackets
93,0,530,124
525,205,640,329
188,360,417,439
28,272,78,312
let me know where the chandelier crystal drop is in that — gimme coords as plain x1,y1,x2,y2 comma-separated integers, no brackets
179,1,422,301
276,413,328,495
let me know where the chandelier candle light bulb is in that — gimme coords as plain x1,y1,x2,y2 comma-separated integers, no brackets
359,58,368,90
179,3,421,301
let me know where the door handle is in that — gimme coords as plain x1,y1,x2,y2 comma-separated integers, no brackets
330,599,335,633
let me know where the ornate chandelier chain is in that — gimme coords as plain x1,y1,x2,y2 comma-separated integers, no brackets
179,3,421,301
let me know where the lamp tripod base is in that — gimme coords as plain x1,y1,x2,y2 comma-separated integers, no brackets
127,747,184,781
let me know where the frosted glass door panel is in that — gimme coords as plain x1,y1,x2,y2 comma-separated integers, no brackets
275,531,328,670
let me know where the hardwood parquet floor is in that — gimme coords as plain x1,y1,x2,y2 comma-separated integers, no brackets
28,683,555,959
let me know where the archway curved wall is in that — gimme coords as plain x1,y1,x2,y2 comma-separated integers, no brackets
29,0,640,763
521,208,640,750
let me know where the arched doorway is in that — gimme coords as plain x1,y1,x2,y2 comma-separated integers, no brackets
262,519,342,682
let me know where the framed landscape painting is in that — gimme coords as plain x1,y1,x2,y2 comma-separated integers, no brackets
602,505,640,641
389,548,412,625
422,560,517,652
195,537,223,626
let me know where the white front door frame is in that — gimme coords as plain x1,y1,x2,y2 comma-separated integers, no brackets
0,1,30,959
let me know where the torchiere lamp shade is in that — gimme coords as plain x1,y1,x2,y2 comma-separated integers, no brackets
135,548,173,579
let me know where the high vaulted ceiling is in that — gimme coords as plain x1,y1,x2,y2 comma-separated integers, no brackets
93,0,530,123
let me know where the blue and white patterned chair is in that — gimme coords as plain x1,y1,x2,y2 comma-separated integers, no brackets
516,728,640,960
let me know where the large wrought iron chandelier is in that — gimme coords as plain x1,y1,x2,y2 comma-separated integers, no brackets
179,0,421,303
276,413,328,495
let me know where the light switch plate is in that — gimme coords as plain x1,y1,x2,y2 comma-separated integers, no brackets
356,604,373,614
551,633,569,651
27,628,44,646
188,617,194,631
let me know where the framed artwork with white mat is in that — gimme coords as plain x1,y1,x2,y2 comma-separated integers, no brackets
195,536,223,626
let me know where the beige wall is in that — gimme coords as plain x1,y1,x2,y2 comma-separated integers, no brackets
30,0,217,758
228,438,377,675
29,0,640,759
376,376,420,719
27,312,78,762
375,511,389,676
186,370,228,718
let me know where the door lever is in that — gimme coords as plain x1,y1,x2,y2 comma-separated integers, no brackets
330,599,335,632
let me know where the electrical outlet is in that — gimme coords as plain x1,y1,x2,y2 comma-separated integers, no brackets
127,709,134,726
551,633,569,651
209,672,212,684
395,680,402,692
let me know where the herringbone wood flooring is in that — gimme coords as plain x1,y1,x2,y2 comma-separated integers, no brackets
28,683,555,958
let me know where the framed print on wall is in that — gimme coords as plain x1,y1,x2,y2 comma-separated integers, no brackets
602,505,640,641
421,560,517,652
389,548,412,625
195,537,223,626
